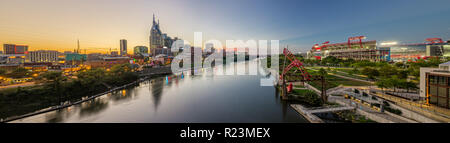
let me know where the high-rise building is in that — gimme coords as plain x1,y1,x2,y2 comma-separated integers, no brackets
120,39,127,56
27,50,59,63
3,44,28,54
149,14,174,56
134,46,149,56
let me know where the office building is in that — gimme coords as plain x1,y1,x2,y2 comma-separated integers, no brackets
120,39,127,56
3,44,28,54
26,50,59,63
420,62,450,109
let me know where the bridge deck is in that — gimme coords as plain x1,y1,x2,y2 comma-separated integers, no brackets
309,106,355,114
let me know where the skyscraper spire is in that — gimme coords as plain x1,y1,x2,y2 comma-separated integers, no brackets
153,14,156,25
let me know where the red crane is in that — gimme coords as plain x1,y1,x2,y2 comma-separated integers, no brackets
280,48,311,81
348,36,366,49
425,38,444,44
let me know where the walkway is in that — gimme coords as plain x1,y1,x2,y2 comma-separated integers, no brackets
0,82,37,90
329,96,410,123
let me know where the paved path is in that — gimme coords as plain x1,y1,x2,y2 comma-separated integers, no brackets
0,82,36,90
330,96,410,123
328,72,375,84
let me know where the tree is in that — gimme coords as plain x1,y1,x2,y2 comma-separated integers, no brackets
397,70,409,79
7,67,30,78
385,76,400,92
376,78,388,93
400,81,418,93
41,71,66,104
395,62,405,69
0,68,6,76
361,67,379,80
379,65,398,78
110,64,132,76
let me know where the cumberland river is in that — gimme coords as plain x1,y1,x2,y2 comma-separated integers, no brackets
12,60,307,123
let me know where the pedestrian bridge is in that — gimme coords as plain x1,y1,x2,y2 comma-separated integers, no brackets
308,106,355,114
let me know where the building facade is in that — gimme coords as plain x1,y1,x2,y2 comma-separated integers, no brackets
380,42,449,62
26,50,59,63
120,39,127,56
149,14,174,56
420,62,450,109
150,14,164,55
134,46,149,56
3,44,28,54
308,38,389,61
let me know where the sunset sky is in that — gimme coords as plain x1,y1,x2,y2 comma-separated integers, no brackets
1,0,450,54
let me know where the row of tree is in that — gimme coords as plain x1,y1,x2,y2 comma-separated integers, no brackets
0,63,139,119
375,76,418,93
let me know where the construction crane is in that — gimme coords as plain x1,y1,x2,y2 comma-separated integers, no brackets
425,38,445,57
348,36,366,49
425,38,444,44
80,47,118,54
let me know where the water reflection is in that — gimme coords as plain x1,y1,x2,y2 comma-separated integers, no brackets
13,61,307,123
79,98,109,117
150,78,164,110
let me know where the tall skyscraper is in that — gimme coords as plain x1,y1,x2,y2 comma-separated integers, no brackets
3,44,28,54
150,14,164,55
120,39,127,56
149,14,174,56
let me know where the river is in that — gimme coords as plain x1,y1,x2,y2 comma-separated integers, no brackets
12,60,307,123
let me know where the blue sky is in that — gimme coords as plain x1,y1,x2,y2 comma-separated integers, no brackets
1,0,450,53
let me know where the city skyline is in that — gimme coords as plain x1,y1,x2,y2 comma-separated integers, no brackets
1,0,450,54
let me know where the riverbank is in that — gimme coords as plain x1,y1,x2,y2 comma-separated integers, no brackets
1,71,171,123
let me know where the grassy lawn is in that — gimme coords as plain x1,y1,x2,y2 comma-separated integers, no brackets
288,89,323,107
307,73,373,91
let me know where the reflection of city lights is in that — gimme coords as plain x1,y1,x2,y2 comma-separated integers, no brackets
122,90,126,96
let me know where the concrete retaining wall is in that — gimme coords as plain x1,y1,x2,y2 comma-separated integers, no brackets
355,109,394,123
388,102,439,123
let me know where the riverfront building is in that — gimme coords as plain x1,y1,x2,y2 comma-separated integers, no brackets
3,44,28,54
420,62,450,109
